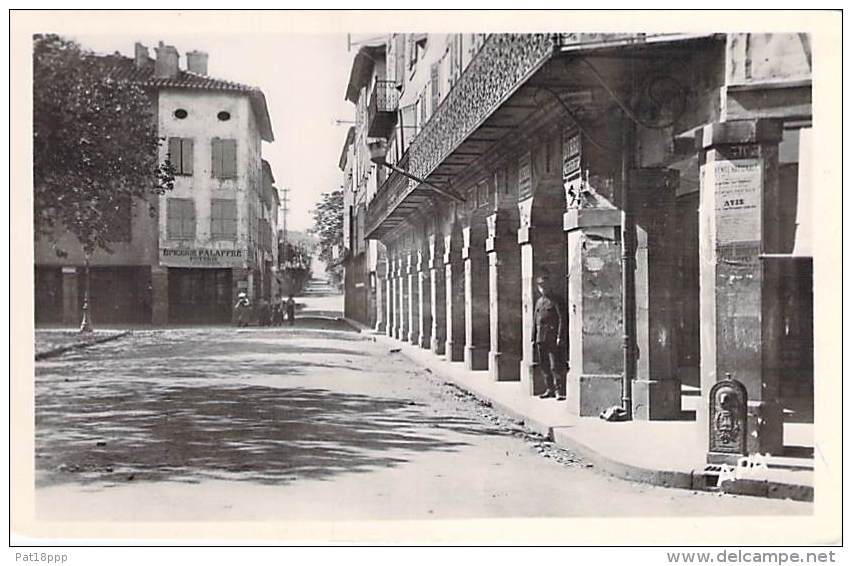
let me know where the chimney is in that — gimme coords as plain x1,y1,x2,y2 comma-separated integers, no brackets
134,42,149,69
186,50,208,76
154,41,179,78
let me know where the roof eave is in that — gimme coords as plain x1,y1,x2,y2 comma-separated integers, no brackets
251,90,275,142
345,44,386,104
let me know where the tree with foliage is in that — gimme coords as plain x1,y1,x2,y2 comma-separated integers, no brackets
309,189,344,287
279,240,313,297
33,34,175,331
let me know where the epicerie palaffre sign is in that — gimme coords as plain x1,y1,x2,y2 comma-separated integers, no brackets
159,246,248,268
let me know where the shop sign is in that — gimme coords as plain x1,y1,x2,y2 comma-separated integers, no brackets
160,246,247,268
562,130,582,180
518,151,533,201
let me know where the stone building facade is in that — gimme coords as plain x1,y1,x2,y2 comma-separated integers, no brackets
341,42,391,330
35,41,277,325
343,33,814,456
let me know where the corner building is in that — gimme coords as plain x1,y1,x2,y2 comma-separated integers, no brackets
35,41,277,325
343,33,814,457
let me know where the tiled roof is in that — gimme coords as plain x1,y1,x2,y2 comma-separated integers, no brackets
92,54,274,142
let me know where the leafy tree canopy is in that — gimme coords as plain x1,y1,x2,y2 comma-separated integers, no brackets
33,34,175,257
309,189,344,276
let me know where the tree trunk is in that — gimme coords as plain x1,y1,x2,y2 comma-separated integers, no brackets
79,252,93,333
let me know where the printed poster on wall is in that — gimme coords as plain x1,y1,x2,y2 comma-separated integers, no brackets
707,158,762,245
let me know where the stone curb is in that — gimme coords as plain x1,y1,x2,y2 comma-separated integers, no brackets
34,331,132,361
343,318,813,503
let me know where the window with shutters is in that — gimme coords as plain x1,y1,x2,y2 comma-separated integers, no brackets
210,199,237,240
406,34,415,71
211,138,237,179
395,34,406,85
420,84,428,123
430,62,440,115
167,137,194,176
166,198,196,240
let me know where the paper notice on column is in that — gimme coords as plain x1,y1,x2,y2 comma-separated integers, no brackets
710,158,762,245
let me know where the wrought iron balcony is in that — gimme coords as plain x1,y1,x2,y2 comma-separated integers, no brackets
366,34,557,238
367,79,399,139
365,32,711,239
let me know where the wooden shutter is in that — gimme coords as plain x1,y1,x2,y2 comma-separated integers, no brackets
211,199,236,239
183,199,196,239
225,199,237,238
222,140,237,178
395,34,405,84
181,138,193,175
168,138,181,173
430,62,440,115
211,199,223,238
167,198,179,238
211,138,222,177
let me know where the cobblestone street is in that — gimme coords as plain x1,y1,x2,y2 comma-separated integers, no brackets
34,300,811,521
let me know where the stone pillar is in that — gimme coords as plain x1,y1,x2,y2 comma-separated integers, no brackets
630,168,682,420
463,223,490,371
60,266,79,326
150,265,169,325
407,251,419,344
417,249,431,348
699,119,784,456
398,255,408,341
389,258,398,338
564,208,623,416
444,232,465,361
429,234,446,355
374,259,387,333
385,259,393,337
487,211,522,381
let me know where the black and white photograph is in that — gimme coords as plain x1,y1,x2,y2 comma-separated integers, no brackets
9,8,843,548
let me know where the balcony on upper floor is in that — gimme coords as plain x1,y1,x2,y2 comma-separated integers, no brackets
367,80,399,139
365,32,717,240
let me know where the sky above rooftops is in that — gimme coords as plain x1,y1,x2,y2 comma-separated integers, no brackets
67,31,370,232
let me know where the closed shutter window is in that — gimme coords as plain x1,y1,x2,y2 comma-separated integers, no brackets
168,137,194,175
211,199,237,240
430,62,440,115
395,34,406,84
167,198,195,239
212,138,237,179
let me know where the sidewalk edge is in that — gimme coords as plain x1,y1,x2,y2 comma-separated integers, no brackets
35,330,132,361
343,318,813,503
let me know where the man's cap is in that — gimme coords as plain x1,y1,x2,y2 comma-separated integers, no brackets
535,274,550,284
238,292,247,298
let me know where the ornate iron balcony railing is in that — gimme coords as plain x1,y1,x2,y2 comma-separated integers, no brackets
366,33,557,237
367,79,399,138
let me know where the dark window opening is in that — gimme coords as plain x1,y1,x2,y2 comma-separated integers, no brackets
217,111,231,121
174,109,188,119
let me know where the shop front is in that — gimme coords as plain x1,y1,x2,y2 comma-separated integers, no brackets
158,245,251,325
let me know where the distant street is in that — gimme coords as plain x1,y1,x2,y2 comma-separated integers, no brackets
34,292,810,521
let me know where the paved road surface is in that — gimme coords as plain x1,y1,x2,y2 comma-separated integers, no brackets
34,295,810,521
